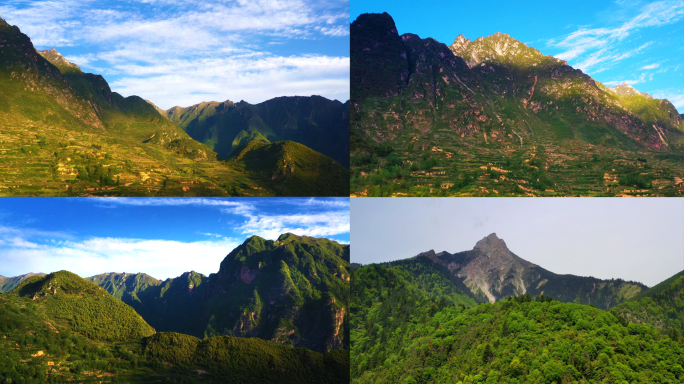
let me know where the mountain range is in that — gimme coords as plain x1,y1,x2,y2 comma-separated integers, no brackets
0,270,349,383
85,233,350,353
350,12,684,197
0,233,350,382
351,233,684,383
0,17,349,197
165,95,350,168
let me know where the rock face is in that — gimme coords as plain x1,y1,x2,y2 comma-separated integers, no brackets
416,233,647,309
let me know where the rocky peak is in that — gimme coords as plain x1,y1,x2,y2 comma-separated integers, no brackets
608,82,653,99
473,233,506,252
37,47,81,73
450,34,471,55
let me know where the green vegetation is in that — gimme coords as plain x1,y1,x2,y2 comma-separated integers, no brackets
0,285,349,383
352,263,684,384
0,273,46,293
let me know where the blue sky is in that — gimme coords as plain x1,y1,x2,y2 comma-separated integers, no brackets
0,197,350,280
0,0,350,110
352,0,684,112
351,198,684,287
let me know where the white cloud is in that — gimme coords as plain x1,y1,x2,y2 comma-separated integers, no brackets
603,73,648,86
642,63,660,69
240,212,350,239
0,0,350,108
1,236,239,280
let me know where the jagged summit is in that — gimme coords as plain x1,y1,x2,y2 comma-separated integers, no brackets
449,31,550,68
608,82,653,99
473,233,507,253
37,47,81,73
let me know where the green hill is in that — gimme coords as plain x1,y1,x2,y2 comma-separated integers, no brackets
227,140,350,196
350,13,684,197
0,271,349,383
0,17,348,197
612,270,684,336
89,233,350,353
7,271,155,342
167,96,350,168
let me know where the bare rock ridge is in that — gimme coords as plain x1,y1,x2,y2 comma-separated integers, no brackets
37,47,81,72
414,233,647,309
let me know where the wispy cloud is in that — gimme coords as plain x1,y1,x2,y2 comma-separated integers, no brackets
642,63,660,69
603,73,648,86
548,1,684,73
0,0,350,109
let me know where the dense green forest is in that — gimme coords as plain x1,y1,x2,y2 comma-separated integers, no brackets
0,270,349,383
352,263,684,384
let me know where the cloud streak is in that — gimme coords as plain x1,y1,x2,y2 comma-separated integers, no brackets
0,0,350,109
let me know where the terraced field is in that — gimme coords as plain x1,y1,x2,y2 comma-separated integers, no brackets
351,131,684,197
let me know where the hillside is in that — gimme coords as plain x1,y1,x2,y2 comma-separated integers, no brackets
350,12,684,197
0,272,45,293
167,95,350,168
90,233,351,353
0,271,349,383
612,270,684,336
0,17,348,197
227,140,350,196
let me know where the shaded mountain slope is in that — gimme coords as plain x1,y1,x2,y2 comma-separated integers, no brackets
90,234,350,353
167,95,350,168
227,140,350,196
350,12,684,197
0,272,45,293
612,270,684,335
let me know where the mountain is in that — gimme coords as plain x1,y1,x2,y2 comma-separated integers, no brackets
0,270,349,383
0,272,45,292
0,18,348,197
89,233,350,353
167,96,351,168
227,140,350,196
392,233,646,309
350,12,684,197
612,270,684,335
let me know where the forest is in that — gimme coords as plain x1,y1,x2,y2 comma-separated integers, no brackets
351,263,684,384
